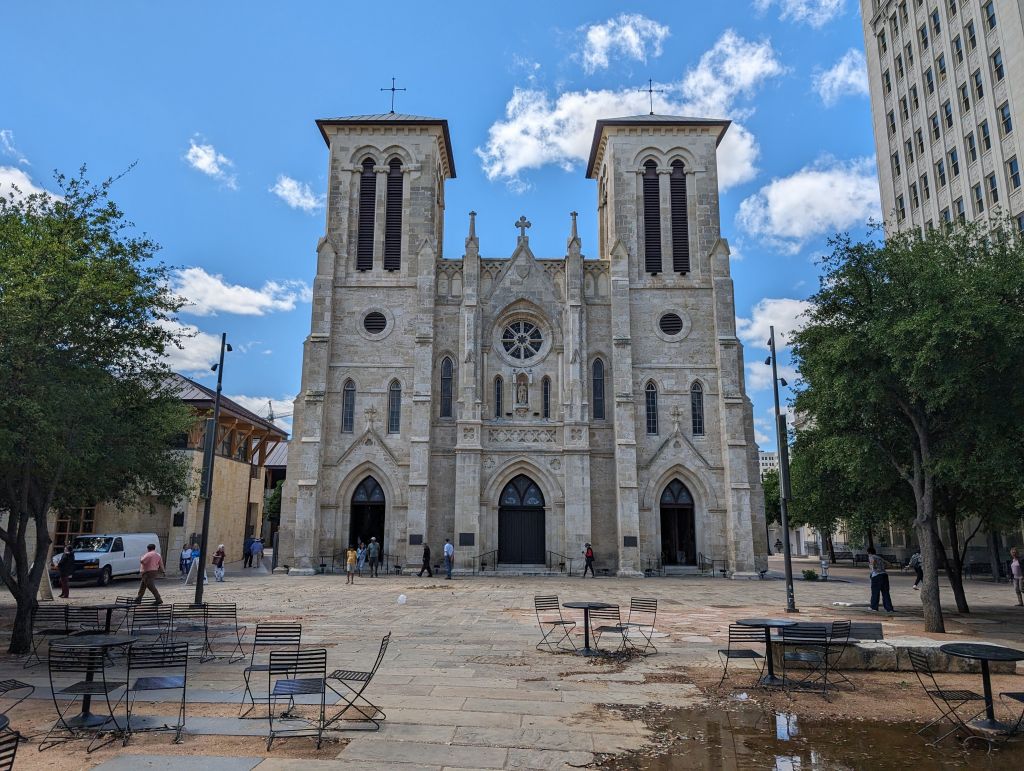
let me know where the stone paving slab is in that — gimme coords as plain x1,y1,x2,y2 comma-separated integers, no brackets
93,757,262,771
339,738,509,768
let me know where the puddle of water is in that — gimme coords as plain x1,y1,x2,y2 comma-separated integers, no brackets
603,705,1024,770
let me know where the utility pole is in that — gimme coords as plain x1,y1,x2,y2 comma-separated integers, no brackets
768,325,798,613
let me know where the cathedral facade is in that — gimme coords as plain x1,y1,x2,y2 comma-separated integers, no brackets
278,111,768,576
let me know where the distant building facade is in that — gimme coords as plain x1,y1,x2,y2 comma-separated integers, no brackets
758,450,779,481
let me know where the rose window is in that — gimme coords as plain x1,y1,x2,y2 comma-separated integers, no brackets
501,321,542,361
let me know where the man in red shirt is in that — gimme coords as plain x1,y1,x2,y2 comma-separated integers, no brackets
136,543,165,604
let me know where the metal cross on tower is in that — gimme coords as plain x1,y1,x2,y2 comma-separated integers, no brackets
638,78,666,115
380,77,407,113
515,215,531,238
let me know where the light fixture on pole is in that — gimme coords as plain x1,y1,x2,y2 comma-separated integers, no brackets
194,334,232,606
767,325,798,613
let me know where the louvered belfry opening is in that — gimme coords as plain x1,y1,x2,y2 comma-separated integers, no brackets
383,158,403,271
643,160,661,274
670,160,690,273
356,158,376,271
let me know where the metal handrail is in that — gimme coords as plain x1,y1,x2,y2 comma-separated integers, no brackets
546,551,573,576
473,550,498,575
644,557,663,576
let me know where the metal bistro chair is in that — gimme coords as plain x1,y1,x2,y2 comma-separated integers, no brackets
590,606,630,654
825,621,854,690
267,648,330,750
717,625,766,688
0,679,35,715
171,603,212,661
622,598,658,655
0,725,18,771
24,605,69,668
39,644,125,753
114,596,157,631
998,692,1024,739
240,622,302,717
533,596,577,653
67,607,105,636
205,603,247,663
908,649,986,746
781,624,831,696
327,631,391,731
128,605,173,644
124,642,189,745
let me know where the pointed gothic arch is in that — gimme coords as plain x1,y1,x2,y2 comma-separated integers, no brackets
498,474,545,564
659,479,696,566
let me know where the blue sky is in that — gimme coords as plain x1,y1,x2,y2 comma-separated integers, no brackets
2,0,879,449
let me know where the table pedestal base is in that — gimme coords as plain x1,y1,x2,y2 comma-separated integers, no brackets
64,712,116,729
757,674,787,687
575,647,607,657
969,718,1015,734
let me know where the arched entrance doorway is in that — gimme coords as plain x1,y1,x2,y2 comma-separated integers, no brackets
660,479,695,566
350,476,385,551
498,474,545,564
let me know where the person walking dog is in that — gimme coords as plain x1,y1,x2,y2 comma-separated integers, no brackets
136,543,164,604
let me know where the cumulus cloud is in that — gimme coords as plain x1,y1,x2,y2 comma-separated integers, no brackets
736,157,880,252
477,30,784,191
270,175,324,212
580,14,670,73
225,394,295,434
813,49,869,106
0,130,29,165
746,361,800,391
161,319,223,376
736,297,813,352
0,166,58,201
184,136,237,189
755,0,844,27
173,267,312,317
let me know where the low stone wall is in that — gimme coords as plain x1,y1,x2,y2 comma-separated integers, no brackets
773,637,1016,673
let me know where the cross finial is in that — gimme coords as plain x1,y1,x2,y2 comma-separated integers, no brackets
515,215,531,239
380,77,407,113
638,78,666,116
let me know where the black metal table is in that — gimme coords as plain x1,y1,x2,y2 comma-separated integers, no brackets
563,602,614,656
52,634,136,728
941,642,1024,732
736,618,796,686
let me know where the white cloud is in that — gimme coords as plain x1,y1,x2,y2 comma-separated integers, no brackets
580,14,670,73
746,361,800,391
184,136,237,189
736,297,813,352
225,394,295,434
269,175,324,212
755,0,844,27
754,416,773,445
0,130,29,165
813,49,869,106
161,320,223,376
477,30,784,191
0,166,58,201
173,267,312,317
736,157,880,252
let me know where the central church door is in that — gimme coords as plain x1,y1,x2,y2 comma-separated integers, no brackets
660,479,696,566
498,475,545,564
350,476,385,552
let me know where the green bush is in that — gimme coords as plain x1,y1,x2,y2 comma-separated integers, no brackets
802,569,819,581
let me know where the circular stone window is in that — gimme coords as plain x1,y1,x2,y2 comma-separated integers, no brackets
501,321,543,361
363,311,387,334
659,313,684,336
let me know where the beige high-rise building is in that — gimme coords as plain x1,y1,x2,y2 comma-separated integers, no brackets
860,0,1024,232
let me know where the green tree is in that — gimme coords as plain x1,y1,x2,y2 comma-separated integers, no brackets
792,221,1024,632
0,170,193,653
762,468,780,526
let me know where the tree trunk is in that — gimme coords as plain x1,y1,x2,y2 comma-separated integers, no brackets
935,523,970,613
827,534,836,564
916,520,946,632
989,530,1003,583
866,527,875,551
8,591,35,655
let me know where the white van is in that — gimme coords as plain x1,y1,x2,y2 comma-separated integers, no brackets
50,533,162,586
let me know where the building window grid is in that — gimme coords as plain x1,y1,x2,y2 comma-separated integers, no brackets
910,84,919,110
949,148,960,175
999,103,1013,136
900,97,910,122
992,50,1004,81
937,53,947,81
980,120,992,151
926,67,935,94
973,70,984,99
897,194,907,221
936,159,947,187
342,380,355,433
879,31,888,55
959,84,970,114
984,1,996,31
439,357,453,418
966,20,976,49
387,380,401,434
919,24,929,49
954,196,965,221
906,42,914,66
966,132,977,162
644,382,658,435
592,358,606,420
893,152,902,177
905,138,915,163
942,100,953,129
884,69,892,94
941,206,951,222
930,113,941,140
911,181,920,208
930,9,941,34
953,35,963,64
916,129,925,154
948,0,956,17
888,111,897,135
987,173,999,204
921,172,931,200
973,182,985,214
896,54,905,79
690,383,705,437
1008,157,1021,190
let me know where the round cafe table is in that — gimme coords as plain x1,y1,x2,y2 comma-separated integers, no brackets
563,602,614,656
51,634,137,728
736,618,796,686
941,642,1024,732
79,602,130,634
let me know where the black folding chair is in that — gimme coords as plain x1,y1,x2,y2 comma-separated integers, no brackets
240,622,302,717
124,642,189,745
999,692,1024,738
0,727,17,771
39,644,125,753
534,596,577,653
267,648,330,749
171,604,211,661
327,631,391,730
825,620,854,689
205,603,247,663
908,649,986,746
24,605,69,668
0,679,35,714
114,596,156,631
129,605,173,643
67,607,104,636
590,606,630,653
622,598,658,654
781,624,830,696
717,625,766,687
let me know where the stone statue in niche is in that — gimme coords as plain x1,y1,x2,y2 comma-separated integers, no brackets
516,380,528,405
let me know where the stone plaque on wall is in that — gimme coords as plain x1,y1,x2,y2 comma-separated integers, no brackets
623,536,638,547
459,532,475,547
408,534,423,545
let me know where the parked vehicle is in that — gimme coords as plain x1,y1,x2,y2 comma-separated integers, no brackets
49,533,161,587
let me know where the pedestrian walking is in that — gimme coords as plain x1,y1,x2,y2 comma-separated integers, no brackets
367,537,380,577
419,543,433,577
345,544,357,585
582,543,595,577
907,551,923,590
180,544,192,577
136,543,164,604
56,545,74,598
357,541,367,576
250,538,263,569
243,535,254,568
443,538,454,580
1011,547,1023,606
212,544,226,582
867,547,893,612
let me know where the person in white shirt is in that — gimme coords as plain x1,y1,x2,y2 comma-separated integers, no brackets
443,539,454,580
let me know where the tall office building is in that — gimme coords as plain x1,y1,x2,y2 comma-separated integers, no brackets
860,0,1024,232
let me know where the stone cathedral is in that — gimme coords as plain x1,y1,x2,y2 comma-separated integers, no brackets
278,110,768,577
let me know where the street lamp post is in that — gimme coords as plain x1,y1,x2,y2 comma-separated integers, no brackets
194,333,231,606
767,325,798,613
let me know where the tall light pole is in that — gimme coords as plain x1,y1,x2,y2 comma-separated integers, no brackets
194,333,231,606
767,325,798,613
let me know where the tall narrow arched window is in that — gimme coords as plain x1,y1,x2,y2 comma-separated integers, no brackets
356,158,376,271
494,376,504,418
439,357,453,418
342,379,356,433
592,358,606,420
670,160,690,273
690,382,705,436
383,158,403,271
387,380,401,434
645,381,659,435
542,376,551,419
643,160,661,274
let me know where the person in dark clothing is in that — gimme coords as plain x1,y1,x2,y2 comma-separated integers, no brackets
419,543,433,577
57,546,75,598
243,535,254,568
582,543,595,577
867,547,894,612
